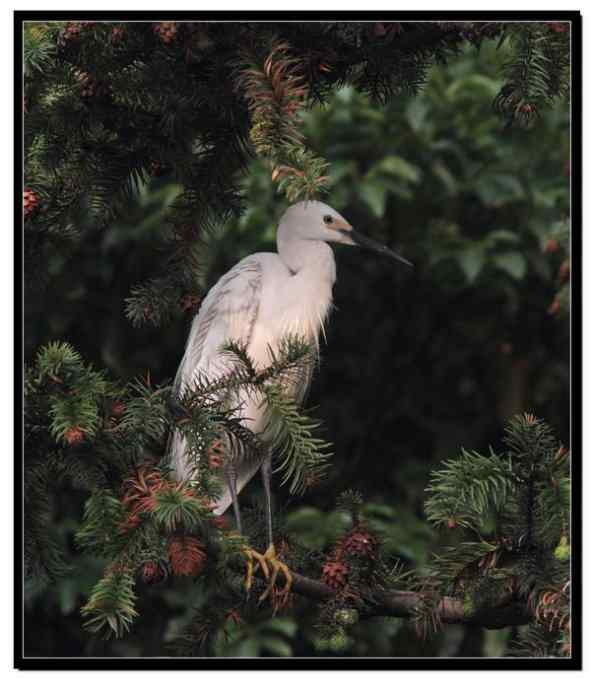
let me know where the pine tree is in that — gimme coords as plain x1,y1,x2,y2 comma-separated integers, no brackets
23,20,572,657
24,21,569,319
424,414,571,657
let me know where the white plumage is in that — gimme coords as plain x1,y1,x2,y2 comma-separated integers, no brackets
170,200,411,521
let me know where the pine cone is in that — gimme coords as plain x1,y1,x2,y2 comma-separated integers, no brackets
149,160,167,177
153,22,178,44
321,560,350,591
167,535,207,577
111,26,125,44
58,22,82,46
64,426,85,445
142,560,166,584
179,293,201,314
23,188,40,218
120,512,142,533
548,22,568,33
548,298,561,316
559,259,570,284
211,515,230,531
544,238,560,253
341,527,378,559
111,400,126,418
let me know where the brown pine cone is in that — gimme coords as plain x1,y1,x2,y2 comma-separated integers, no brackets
559,259,570,284
24,188,40,218
149,160,168,177
142,560,167,584
153,22,178,44
548,298,561,316
58,22,82,46
111,400,126,419
64,427,85,445
167,535,207,577
111,26,125,43
179,293,201,316
341,527,378,559
548,22,568,33
211,515,231,531
321,560,350,591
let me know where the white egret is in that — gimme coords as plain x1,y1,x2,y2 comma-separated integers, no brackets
170,200,411,599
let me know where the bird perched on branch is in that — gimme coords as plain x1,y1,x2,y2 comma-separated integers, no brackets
170,201,411,601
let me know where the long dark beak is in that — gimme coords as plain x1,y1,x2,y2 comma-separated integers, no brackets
348,229,413,268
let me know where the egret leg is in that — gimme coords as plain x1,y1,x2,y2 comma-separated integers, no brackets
259,455,293,608
261,453,274,548
225,464,269,591
226,465,242,535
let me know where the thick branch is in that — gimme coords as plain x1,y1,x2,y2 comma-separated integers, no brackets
259,567,533,629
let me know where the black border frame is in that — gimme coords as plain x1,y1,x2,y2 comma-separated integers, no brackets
15,9,582,671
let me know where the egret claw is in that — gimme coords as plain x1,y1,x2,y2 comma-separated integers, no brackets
258,544,293,610
243,548,270,593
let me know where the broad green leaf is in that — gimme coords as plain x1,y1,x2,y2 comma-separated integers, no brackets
493,252,527,280
264,618,298,637
362,503,396,519
261,636,293,657
432,161,458,195
474,174,524,207
360,181,387,218
458,246,486,283
486,229,519,246
232,637,260,658
376,155,421,184
405,97,430,133
446,74,501,100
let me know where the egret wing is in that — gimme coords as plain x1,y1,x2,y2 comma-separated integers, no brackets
170,257,263,483
174,257,263,395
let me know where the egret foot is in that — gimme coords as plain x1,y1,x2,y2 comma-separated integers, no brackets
243,548,270,593
258,544,293,611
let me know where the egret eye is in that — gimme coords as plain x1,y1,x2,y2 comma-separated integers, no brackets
323,215,333,224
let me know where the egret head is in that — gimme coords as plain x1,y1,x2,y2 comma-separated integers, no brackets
279,201,412,268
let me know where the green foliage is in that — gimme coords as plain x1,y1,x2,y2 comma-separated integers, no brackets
23,21,570,659
423,414,570,657
214,617,298,658
239,40,330,201
151,487,209,532
75,490,126,558
174,333,330,493
25,22,569,330
24,459,72,583
24,24,58,77
25,337,333,643
425,449,515,531
81,569,138,639
263,384,332,494
494,23,570,126
32,341,111,442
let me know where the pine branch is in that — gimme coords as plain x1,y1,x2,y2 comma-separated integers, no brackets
493,24,569,126
262,384,332,495
424,448,515,531
232,559,533,629
237,40,330,201
81,567,138,639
